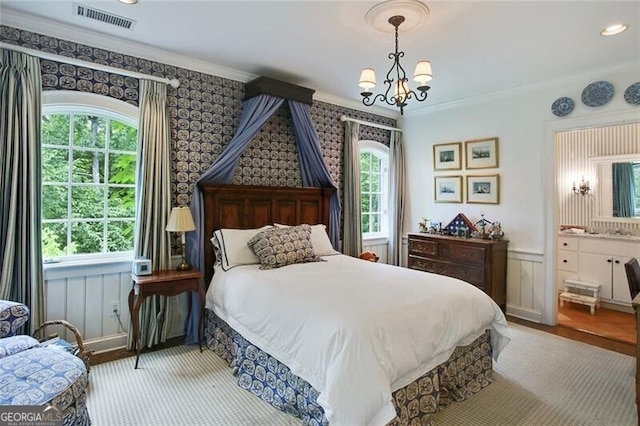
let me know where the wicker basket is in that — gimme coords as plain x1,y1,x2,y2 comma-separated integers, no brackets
33,320,93,374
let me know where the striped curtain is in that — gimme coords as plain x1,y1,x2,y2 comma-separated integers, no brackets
128,80,172,349
387,130,405,266
0,49,45,332
612,162,636,217
342,121,362,257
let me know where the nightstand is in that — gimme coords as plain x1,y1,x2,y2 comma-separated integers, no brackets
129,269,205,369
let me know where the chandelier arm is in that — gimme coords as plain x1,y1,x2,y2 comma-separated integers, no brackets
381,79,399,106
403,87,429,102
362,92,394,107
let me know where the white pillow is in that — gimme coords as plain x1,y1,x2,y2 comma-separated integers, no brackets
212,226,273,270
273,223,339,256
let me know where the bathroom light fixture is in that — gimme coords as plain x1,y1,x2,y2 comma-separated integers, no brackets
572,176,590,196
359,11,432,115
600,24,628,36
118,0,138,4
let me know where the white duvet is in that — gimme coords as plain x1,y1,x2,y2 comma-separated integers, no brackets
206,254,510,425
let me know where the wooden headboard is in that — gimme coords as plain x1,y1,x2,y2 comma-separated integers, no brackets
199,183,334,284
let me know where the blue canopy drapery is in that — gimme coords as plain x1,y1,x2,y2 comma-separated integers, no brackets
184,94,341,344
289,101,341,246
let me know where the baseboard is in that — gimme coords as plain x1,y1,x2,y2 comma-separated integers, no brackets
506,305,543,323
600,300,634,314
90,335,186,365
85,334,128,354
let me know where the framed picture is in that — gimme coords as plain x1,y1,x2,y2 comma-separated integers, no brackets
433,142,462,171
465,137,499,169
434,175,462,203
466,174,500,204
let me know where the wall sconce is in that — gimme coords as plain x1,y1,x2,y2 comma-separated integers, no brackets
572,176,590,196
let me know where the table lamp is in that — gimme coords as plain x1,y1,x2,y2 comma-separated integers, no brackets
166,206,196,271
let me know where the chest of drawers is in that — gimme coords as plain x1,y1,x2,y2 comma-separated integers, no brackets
407,233,508,310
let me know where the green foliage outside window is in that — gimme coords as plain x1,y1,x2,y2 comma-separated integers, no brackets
42,112,137,258
360,151,385,234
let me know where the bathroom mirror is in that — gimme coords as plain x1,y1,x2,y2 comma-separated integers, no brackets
591,154,640,221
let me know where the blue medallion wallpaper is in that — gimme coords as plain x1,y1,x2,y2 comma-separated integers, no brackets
1,25,397,253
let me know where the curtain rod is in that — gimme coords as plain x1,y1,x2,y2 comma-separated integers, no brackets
340,115,402,133
0,42,180,88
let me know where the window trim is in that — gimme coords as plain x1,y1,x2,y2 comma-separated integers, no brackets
43,91,137,127
359,140,389,240
42,91,139,264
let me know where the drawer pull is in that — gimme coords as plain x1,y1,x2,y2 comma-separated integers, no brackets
615,259,620,264
563,242,568,246
607,259,612,263
563,259,568,263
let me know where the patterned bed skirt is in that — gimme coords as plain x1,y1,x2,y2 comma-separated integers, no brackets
205,309,493,426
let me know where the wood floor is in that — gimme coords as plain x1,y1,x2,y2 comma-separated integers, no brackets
507,303,636,357
557,302,636,345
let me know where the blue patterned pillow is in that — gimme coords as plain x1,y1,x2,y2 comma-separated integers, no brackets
0,301,30,338
247,224,324,270
0,335,40,358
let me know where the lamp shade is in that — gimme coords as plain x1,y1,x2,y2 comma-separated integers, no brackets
413,61,433,85
166,206,196,232
359,68,377,90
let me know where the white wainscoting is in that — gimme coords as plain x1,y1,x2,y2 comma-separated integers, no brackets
43,245,545,353
505,250,545,323
363,238,389,264
400,235,545,322
43,257,188,354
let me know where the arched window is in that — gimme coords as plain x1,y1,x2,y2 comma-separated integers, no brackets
42,92,138,261
359,140,389,239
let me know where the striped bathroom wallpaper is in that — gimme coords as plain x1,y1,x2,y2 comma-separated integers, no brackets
556,122,640,232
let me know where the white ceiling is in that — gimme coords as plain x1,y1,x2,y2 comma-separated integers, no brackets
1,0,639,116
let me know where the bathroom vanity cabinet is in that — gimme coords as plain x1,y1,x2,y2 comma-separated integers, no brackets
557,234,640,306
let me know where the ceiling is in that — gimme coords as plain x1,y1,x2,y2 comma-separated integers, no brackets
1,0,639,116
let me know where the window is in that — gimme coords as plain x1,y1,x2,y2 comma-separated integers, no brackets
42,94,138,260
359,141,389,239
634,163,640,210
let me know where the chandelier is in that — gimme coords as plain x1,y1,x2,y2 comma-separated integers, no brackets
359,14,432,115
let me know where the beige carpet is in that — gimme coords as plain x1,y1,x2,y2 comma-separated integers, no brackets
87,323,636,425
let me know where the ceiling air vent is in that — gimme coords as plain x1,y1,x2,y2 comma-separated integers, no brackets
74,3,137,30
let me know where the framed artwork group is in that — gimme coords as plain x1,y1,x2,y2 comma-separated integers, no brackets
433,137,500,204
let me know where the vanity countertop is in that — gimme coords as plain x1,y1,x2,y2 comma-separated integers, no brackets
559,231,640,242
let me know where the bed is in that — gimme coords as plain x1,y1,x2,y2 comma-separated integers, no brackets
200,183,510,425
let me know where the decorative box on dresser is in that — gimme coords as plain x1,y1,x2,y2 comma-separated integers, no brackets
407,233,508,311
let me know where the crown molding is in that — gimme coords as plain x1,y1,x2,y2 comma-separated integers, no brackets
1,8,399,120
314,91,399,119
404,60,640,117
1,8,255,83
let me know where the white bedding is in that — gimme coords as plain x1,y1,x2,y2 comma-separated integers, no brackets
206,254,510,426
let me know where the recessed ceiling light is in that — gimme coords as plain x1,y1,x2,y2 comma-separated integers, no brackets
118,0,138,4
600,24,628,36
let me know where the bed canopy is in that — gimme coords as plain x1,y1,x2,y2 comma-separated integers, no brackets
184,77,341,343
